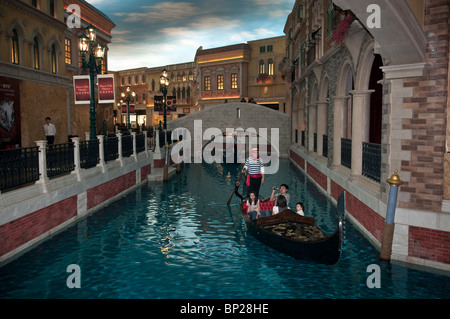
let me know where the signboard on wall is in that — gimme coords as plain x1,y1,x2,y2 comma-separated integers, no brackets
98,74,115,104
154,95,177,115
73,75,90,104
0,76,21,147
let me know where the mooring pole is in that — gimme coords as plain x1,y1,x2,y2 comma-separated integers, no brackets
380,169,403,261
163,142,169,181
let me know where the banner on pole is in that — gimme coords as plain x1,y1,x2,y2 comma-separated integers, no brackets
98,74,115,104
73,75,90,104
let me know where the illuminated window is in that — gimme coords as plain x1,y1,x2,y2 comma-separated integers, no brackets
217,75,223,90
268,59,274,75
231,73,238,89
64,38,72,65
259,60,265,74
182,71,186,81
51,44,57,73
11,29,19,65
204,76,210,91
188,71,193,81
33,37,40,69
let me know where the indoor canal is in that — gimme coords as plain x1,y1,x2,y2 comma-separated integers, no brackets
0,159,449,299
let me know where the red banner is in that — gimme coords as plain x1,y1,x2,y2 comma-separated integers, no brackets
121,104,135,114
73,75,90,104
98,74,115,104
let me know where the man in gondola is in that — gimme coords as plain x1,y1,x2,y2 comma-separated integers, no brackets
242,148,264,199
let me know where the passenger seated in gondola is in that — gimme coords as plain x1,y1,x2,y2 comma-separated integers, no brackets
235,181,272,217
295,202,305,216
246,191,260,220
270,184,291,207
272,195,289,215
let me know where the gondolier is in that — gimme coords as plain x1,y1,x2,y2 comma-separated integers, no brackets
242,148,264,198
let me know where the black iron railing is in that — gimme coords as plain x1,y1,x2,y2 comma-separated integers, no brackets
80,139,99,169
362,142,381,182
136,133,145,154
46,142,74,178
341,138,352,169
104,135,118,163
323,135,328,158
0,147,39,191
122,134,133,158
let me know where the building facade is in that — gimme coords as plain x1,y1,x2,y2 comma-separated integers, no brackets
0,0,114,149
285,0,450,270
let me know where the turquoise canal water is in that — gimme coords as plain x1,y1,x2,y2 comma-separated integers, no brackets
1,159,450,299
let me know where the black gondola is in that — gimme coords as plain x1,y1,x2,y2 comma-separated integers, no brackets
241,193,345,265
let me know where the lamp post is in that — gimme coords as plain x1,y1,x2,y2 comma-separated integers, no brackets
120,86,135,130
78,24,105,140
160,68,170,145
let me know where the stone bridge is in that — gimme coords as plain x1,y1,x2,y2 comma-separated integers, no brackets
167,102,290,158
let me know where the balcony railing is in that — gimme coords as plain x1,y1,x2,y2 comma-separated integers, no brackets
313,133,317,152
341,138,352,169
0,132,149,192
323,135,328,158
362,142,381,182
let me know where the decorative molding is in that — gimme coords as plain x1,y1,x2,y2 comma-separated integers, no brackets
0,60,72,88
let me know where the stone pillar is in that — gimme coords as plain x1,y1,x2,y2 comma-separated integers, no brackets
97,135,106,173
71,137,82,181
35,140,49,192
316,101,328,157
116,132,123,166
131,131,137,162
349,90,373,179
332,96,350,168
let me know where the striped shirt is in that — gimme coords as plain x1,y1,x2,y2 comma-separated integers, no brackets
244,157,264,175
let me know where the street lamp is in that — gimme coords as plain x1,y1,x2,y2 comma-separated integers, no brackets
160,68,170,130
78,24,105,140
120,86,135,130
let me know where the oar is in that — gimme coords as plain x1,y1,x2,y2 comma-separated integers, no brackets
227,164,245,205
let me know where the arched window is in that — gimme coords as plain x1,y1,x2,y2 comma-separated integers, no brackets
33,37,40,69
182,87,185,99
135,75,138,84
51,44,57,73
11,29,19,65
268,59,274,75
187,86,191,98
259,60,265,74
142,75,146,84
188,70,193,81
177,87,181,99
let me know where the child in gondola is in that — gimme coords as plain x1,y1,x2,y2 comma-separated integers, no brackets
246,190,261,220
296,202,305,216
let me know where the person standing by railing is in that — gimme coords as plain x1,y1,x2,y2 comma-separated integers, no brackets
43,117,56,145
